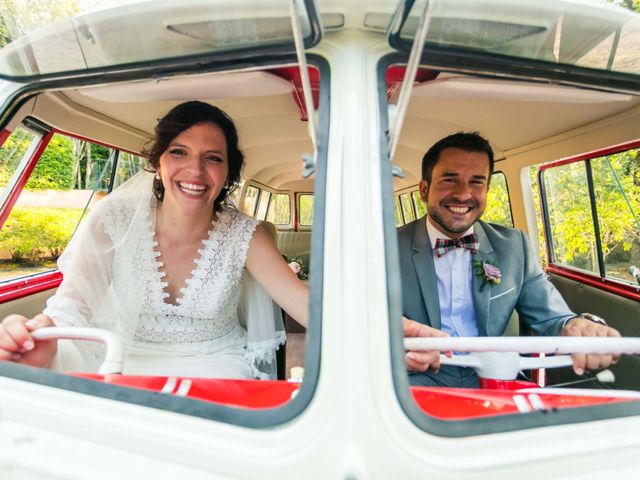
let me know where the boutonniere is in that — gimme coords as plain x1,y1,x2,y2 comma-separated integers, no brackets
472,259,501,292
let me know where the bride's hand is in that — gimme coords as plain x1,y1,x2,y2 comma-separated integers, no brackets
0,313,57,368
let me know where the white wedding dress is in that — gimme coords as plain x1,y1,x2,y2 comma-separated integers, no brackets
45,172,284,379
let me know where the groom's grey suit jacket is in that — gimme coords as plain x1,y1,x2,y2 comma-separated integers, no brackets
398,217,574,339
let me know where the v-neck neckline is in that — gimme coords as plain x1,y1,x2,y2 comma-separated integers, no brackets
149,202,225,309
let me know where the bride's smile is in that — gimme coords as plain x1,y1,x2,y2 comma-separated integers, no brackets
158,122,229,218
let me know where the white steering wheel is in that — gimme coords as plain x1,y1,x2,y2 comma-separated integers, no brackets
404,336,640,380
31,327,124,375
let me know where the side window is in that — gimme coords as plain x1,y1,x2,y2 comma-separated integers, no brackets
266,193,291,225
541,147,640,284
399,192,416,223
255,190,271,220
0,127,41,192
412,191,427,218
542,161,598,274
241,185,260,216
298,193,314,226
482,172,513,227
112,152,146,190
394,196,403,227
0,132,115,282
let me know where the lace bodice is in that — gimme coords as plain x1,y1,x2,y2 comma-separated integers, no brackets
45,171,284,379
99,198,258,346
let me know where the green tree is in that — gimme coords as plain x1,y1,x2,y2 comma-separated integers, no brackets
0,0,81,42
25,134,75,189
540,149,640,278
482,174,513,227
608,0,640,13
0,127,34,185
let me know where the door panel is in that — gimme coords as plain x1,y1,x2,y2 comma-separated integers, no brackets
0,288,55,321
548,273,640,390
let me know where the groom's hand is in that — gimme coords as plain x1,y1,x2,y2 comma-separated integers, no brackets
403,316,449,373
561,316,620,375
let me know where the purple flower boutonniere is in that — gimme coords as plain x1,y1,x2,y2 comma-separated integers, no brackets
472,259,501,292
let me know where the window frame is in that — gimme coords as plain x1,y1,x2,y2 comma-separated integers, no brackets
0,54,330,429
539,139,640,302
378,53,640,438
296,192,314,230
241,180,295,229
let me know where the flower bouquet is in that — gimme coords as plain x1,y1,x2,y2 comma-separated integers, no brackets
286,256,309,280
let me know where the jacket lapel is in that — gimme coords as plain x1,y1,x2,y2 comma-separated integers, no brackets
471,222,495,336
410,219,441,329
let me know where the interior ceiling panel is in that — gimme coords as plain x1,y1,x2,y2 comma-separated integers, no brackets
35,67,640,193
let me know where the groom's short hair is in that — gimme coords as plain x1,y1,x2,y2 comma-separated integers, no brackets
421,132,494,183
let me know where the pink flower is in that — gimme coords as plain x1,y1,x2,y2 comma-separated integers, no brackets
288,261,301,274
482,263,501,283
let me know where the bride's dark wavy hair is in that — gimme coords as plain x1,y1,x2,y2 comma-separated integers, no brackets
144,101,244,212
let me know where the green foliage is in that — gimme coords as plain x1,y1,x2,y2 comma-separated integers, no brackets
267,193,291,225
541,149,640,277
608,0,640,13
0,207,82,264
26,134,75,189
413,192,427,218
0,127,35,185
482,174,513,227
299,194,314,226
0,0,81,42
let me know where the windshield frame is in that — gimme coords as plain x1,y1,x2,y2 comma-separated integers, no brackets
0,52,329,429
378,52,640,437
0,0,322,82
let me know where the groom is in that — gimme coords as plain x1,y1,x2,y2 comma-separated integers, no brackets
399,132,620,388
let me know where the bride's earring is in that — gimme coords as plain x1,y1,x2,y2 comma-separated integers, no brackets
155,171,161,180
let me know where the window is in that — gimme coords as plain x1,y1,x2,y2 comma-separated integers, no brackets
112,152,146,191
266,193,291,225
242,185,260,216
0,132,116,282
256,191,271,220
482,172,513,227
394,197,403,227
0,0,328,432
399,192,415,223
299,194,314,226
0,126,41,194
412,191,427,218
540,146,640,284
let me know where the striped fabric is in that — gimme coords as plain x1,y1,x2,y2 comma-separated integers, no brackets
433,233,479,258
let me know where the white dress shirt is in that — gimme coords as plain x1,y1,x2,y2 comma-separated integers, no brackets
426,217,479,338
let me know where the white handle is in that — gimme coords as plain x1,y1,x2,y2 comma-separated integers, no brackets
438,352,574,380
404,336,640,355
31,327,124,375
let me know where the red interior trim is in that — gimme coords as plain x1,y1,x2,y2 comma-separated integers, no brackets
270,66,320,122
538,138,640,172
0,271,62,304
0,129,11,148
73,375,298,409
547,264,640,302
385,66,439,100
411,386,634,420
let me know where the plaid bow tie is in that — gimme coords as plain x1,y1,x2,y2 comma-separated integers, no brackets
433,233,479,258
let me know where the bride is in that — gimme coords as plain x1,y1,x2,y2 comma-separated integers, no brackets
0,101,442,379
